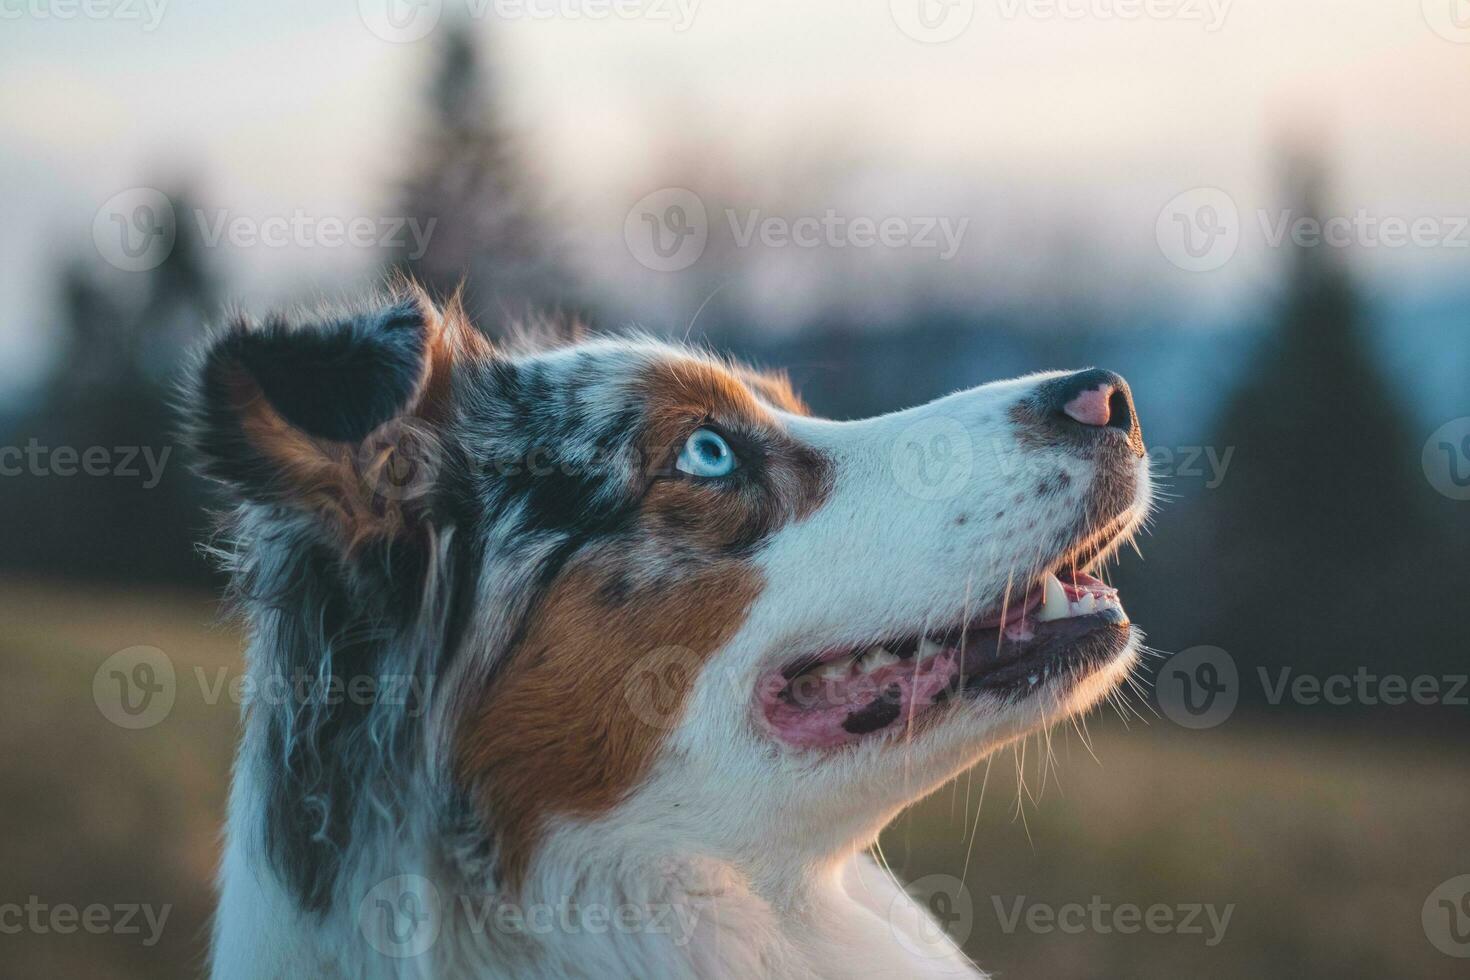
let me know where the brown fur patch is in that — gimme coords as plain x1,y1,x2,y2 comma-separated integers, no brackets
228,368,392,546
417,288,493,426
458,560,762,889
227,288,491,550
735,366,810,416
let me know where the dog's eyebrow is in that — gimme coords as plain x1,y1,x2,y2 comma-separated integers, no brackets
735,366,810,416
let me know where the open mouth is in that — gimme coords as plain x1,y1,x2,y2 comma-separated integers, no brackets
757,570,1132,749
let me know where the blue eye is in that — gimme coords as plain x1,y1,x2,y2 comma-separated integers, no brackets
676,427,737,478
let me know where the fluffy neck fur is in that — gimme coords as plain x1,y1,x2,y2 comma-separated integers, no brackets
213,776,983,980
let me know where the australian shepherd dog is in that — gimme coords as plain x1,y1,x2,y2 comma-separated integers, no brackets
186,284,1151,979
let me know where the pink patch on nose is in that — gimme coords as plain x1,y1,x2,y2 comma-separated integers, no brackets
1063,385,1113,427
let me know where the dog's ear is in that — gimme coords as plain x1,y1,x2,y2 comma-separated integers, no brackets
187,288,491,550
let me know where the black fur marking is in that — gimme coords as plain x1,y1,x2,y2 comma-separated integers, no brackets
1037,471,1072,498
841,683,904,735
257,541,404,911
188,298,429,502
597,573,634,606
236,299,426,442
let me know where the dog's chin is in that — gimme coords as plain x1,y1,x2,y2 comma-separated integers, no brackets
756,571,1138,752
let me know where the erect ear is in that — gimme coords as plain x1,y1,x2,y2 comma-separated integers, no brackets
188,288,491,549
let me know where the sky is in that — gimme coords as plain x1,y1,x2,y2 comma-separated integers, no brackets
1,0,1467,389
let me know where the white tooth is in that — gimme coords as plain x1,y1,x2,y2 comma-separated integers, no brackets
1078,593,1097,614
858,647,900,673
1035,573,1071,622
817,662,849,681
1005,620,1035,642
918,637,945,660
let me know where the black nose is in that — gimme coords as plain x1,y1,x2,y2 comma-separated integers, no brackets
1036,369,1144,456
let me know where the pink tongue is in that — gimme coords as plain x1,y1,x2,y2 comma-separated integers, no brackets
757,651,960,749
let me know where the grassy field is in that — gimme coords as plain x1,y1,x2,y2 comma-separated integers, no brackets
1,578,1465,978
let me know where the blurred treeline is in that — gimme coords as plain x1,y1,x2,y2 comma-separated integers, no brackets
2,23,1466,727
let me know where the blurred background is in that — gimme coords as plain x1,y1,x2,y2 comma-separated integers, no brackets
2,2,1468,977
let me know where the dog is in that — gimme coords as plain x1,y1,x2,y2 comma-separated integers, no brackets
186,284,1152,979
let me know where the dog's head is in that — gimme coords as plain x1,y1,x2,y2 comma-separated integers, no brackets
189,288,1151,901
